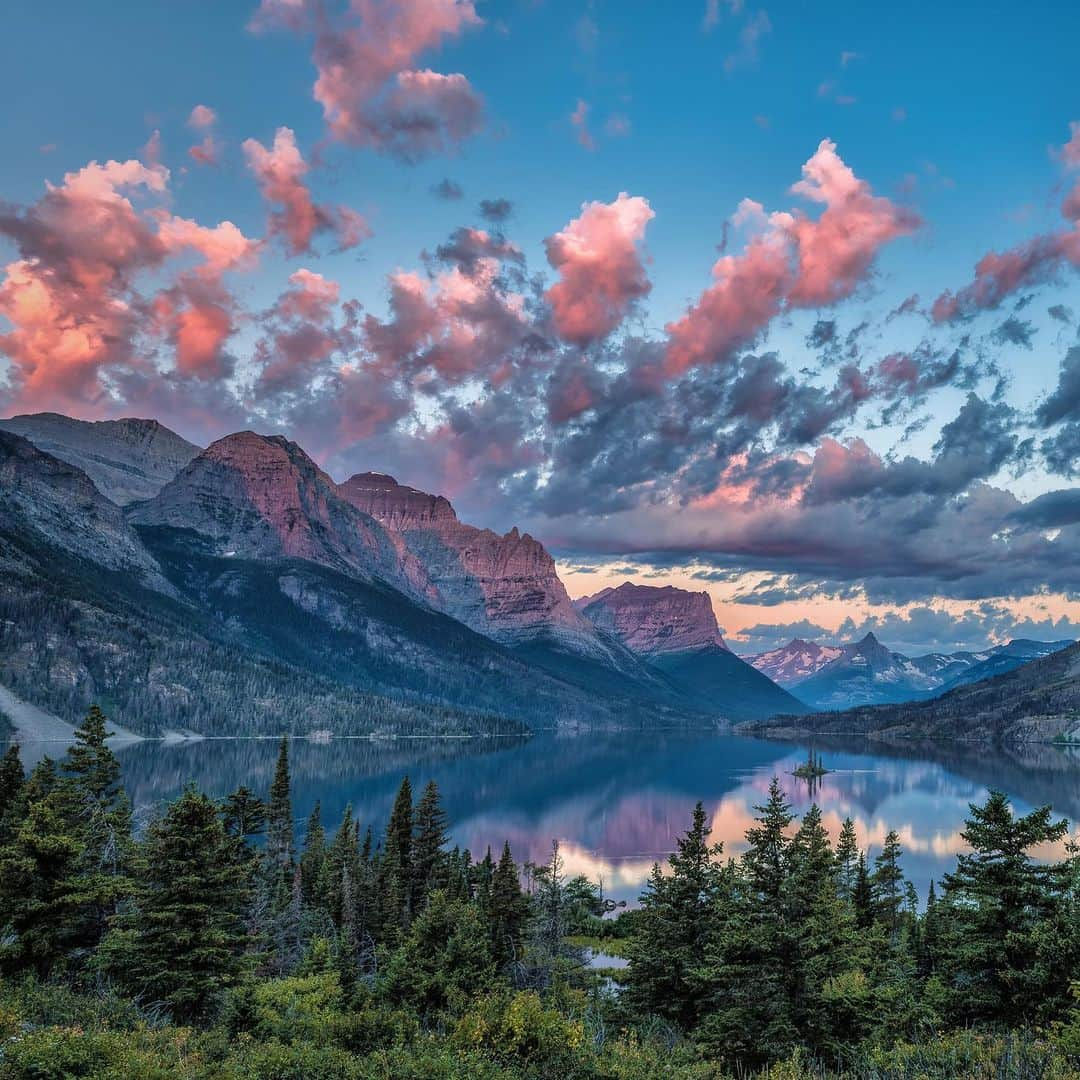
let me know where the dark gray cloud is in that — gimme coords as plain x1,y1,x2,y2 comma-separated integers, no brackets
431,178,463,200
990,316,1035,348
478,197,513,223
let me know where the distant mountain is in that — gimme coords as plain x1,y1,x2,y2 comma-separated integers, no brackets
0,428,688,736
578,582,806,721
746,639,843,686
775,632,1074,710
937,639,1075,693
337,472,662,693
0,412,199,504
742,640,1080,744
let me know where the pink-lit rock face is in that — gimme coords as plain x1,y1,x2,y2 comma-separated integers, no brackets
746,638,844,687
576,582,728,657
129,433,434,601
338,471,601,649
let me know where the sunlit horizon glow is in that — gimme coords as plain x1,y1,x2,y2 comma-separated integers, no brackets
3,0,1080,656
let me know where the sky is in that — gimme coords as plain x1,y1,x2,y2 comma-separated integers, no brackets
2,0,1080,656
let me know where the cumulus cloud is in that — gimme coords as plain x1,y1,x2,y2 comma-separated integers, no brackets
242,127,370,254
932,122,1080,321
544,193,654,346
251,0,484,161
664,140,918,375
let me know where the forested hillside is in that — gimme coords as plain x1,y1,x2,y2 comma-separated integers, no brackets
0,710,1077,1078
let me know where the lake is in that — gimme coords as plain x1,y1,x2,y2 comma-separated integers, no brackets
9,730,1080,905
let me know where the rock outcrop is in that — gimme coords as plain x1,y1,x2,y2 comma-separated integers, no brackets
0,430,172,592
129,434,434,603
337,472,605,653
576,583,727,656
0,412,200,505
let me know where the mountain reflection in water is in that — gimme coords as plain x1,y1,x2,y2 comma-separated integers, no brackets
9,730,1080,905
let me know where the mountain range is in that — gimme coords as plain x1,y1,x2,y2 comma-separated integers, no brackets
0,412,799,738
1,410,1075,743
746,633,1073,710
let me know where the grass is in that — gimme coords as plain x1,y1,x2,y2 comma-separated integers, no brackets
564,935,631,959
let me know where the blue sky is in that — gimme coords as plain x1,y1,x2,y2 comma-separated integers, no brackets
2,0,1080,654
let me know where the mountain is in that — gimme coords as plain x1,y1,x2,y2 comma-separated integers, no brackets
0,430,172,594
746,638,843,686
791,632,949,710
575,583,727,655
577,582,806,721
336,472,656,688
742,640,1080,744
129,434,434,603
772,632,1075,710
936,639,1074,693
0,429,695,736
0,412,199,504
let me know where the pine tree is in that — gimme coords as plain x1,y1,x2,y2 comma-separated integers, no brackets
100,785,251,1023
381,777,414,937
265,737,294,874
487,841,528,967
852,852,873,929
626,802,726,1031
697,779,797,1065
871,830,906,936
940,790,1072,1026
221,787,266,845
299,800,327,906
0,744,25,845
412,780,448,909
834,817,859,899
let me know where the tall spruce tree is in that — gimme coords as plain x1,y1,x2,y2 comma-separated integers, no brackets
265,737,294,874
412,780,448,909
0,744,25,846
100,785,251,1023
381,777,414,937
940,790,1073,1026
487,841,528,967
834,816,860,899
627,802,727,1031
871,830,906,936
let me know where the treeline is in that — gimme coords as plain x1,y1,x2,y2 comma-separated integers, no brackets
0,709,1079,1078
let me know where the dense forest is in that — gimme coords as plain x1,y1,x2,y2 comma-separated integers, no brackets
0,711,1078,1078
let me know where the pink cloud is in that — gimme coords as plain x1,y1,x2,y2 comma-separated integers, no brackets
663,141,917,375
785,138,920,306
0,159,169,410
188,135,222,167
187,104,218,129
252,0,484,160
156,215,260,276
932,123,1080,321
242,126,369,255
543,193,655,345
571,99,595,151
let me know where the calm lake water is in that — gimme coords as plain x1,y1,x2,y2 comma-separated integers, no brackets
9,730,1080,905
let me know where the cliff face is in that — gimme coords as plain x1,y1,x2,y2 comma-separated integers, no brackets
576,582,727,657
747,639,844,687
0,412,200,505
0,430,171,592
337,472,602,651
128,434,435,603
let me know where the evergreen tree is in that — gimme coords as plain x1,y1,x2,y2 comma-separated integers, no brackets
380,777,414,937
487,841,528,967
412,780,448,909
627,802,726,1031
872,830,906,936
265,737,294,874
221,787,266,845
697,779,796,1065
100,785,251,1023
0,744,25,845
852,851,873,929
940,790,1073,1026
834,816,859,899
299,800,327,906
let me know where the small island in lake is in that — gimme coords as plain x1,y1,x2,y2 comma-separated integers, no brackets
791,748,831,780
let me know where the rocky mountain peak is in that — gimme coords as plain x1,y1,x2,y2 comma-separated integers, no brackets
129,432,435,601
338,470,609,652
578,582,727,657
338,472,458,530
0,411,200,505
